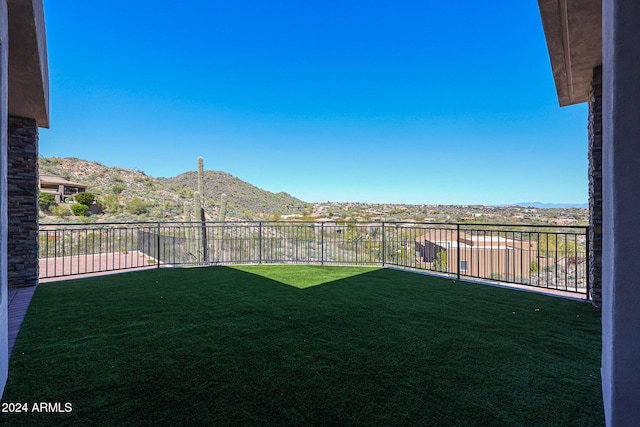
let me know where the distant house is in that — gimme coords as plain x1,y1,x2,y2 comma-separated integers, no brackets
281,214,302,219
553,216,578,225
314,218,336,223
39,175,87,204
415,229,538,280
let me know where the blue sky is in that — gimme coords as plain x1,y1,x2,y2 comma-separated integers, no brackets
40,1,588,205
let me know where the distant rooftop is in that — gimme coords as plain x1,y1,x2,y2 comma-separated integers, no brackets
40,175,86,187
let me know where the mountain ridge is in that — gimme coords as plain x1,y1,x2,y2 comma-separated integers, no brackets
38,157,308,221
37,157,588,224
510,202,588,209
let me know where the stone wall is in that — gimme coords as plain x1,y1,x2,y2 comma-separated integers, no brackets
588,65,602,307
7,116,38,288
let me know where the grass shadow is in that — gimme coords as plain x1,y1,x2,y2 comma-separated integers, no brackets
3,265,604,426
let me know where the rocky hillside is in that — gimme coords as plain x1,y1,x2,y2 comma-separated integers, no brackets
39,157,308,222
159,171,305,219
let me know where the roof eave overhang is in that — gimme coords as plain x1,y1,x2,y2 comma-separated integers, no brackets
7,0,49,128
538,0,602,107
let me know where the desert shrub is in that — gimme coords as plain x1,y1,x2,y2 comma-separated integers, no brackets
126,197,148,215
38,192,56,211
100,194,121,214
41,157,62,166
179,188,194,198
110,183,126,194
433,251,448,272
51,205,70,218
74,192,95,206
530,260,539,274
71,204,89,216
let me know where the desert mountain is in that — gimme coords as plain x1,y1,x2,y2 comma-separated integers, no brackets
39,157,308,221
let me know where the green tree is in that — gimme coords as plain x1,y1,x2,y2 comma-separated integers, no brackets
126,197,148,215
74,192,95,206
51,205,70,218
71,204,89,216
530,260,539,274
536,233,581,258
101,194,121,214
180,188,194,198
38,192,56,211
434,251,448,272
110,183,126,194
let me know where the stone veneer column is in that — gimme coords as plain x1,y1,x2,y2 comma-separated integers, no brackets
588,65,602,307
7,116,39,288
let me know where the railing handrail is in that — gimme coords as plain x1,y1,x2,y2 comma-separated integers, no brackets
40,219,589,230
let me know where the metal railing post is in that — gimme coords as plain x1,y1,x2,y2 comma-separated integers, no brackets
321,223,325,265
381,222,386,266
456,223,461,280
353,224,358,265
259,222,263,264
201,216,208,264
157,222,161,268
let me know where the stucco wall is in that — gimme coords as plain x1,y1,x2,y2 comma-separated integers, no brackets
602,0,640,424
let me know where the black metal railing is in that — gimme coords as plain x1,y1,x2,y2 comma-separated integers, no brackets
39,221,589,298
38,222,160,278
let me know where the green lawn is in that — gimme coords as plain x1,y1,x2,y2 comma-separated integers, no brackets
2,265,603,426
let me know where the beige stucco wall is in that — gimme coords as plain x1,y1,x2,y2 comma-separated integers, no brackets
449,247,535,280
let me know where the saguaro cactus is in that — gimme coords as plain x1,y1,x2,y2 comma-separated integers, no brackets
193,191,201,248
195,157,208,262
197,156,205,205
219,193,227,222
193,191,201,219
184,201,191,223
